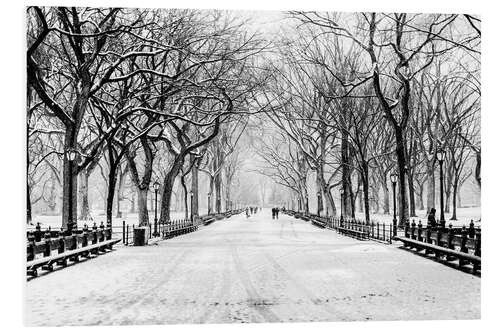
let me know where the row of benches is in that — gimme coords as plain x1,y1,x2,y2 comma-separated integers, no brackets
158,219,198,239
285,210,481,273
27,223,120,278
199,209,244,226
395,220,481,273
287,211,381,241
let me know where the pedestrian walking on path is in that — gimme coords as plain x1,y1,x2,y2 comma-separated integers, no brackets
428,208,437,228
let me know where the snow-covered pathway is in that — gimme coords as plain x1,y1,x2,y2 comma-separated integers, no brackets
25,209,480,326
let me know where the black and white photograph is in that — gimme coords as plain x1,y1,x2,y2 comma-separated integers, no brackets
6,0,499,330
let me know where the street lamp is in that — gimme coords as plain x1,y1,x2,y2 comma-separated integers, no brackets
65,148,78,234
390,172,398,236
153,181,160,236
436,149,446,227
339,188,344,223
190,190,194,222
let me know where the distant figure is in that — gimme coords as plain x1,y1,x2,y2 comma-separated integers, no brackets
246,207,250,218
275,207,279,219
427,208,437,228
271,207,276,219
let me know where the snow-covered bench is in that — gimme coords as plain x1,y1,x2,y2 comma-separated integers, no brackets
394,236,481,273
337,226,368,240
26,222,120,278
160,219,197,238
395,220,481,273
310,216,327,228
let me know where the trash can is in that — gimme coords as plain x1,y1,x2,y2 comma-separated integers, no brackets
133,226,149,246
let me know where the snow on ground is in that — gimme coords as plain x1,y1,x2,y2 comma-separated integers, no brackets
25,208,480,326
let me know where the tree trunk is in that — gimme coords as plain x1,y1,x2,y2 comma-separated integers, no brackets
382,180,390,214
407,169,417,217
341,129,354,218
106,170,118,226
159,159,184,223
79,171,91,220
180,174,189,220
316,171,323,215
115,166,127,218
451,178,459,220
361,165,370,222
137,187,149,226
395,128,409,226
215,172,222,214
115,189,121,218
48,177,57,213
62,140,78,230
457,186,462,208
208,176,214,214
130,193,135,213
475,151,481,188
445,167,452,214
27,183,32,224
418,186,425,211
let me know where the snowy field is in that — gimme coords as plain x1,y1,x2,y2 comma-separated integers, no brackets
355,207,481,227
28,211,189,231
25,209,480,326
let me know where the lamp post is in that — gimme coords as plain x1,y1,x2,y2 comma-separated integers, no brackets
317,191,321,217
437,150,446,227
153,181,160,236
65,148,78,233
390,173,398,236
339,188,344,223
207,192,211,215
190,190,194,222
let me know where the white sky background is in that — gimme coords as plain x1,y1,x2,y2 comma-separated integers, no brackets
2,1,499,333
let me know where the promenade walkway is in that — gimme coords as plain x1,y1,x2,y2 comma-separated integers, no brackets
25,209,480,325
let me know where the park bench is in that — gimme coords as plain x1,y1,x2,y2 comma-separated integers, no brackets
310,216,326,228
160,219,197,238
395,220,481,273
27,222,120,278
286,210,392,243
337,226,368,240
200,215,216,225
